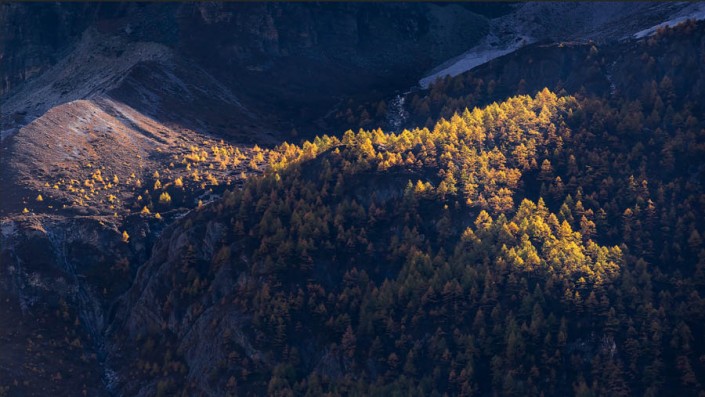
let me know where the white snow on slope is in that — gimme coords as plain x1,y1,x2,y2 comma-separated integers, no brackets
420,36,531,89
634,2,705,38
419,2,696,89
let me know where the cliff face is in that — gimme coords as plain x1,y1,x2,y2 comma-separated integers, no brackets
106,214,240,396
1,3,489,137
1,3,91,97
0,214,161,396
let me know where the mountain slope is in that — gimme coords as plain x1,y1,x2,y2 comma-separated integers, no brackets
334,16,705,135
0,3,494,395
108,82,705,397
419,1,697,88
2,4,705,397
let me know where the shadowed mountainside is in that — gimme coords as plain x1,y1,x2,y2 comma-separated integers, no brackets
1,4,705,396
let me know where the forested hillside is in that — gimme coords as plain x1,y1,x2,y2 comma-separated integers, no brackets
107,20,705,396
3,5,705,397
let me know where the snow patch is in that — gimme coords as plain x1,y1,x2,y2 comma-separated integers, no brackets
634,2,705,38
420,36,531,89
418,2,696,90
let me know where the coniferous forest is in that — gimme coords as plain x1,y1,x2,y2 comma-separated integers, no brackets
107,21,705,396
2,4,705,397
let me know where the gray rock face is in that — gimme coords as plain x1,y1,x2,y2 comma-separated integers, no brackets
0,214,157,395
1,3,490,139
104,214,255,395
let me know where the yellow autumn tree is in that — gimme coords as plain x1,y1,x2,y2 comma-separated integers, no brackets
159,192,172,205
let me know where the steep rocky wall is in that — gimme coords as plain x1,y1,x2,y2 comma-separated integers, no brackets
1,3,490,137
0,214,159,395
